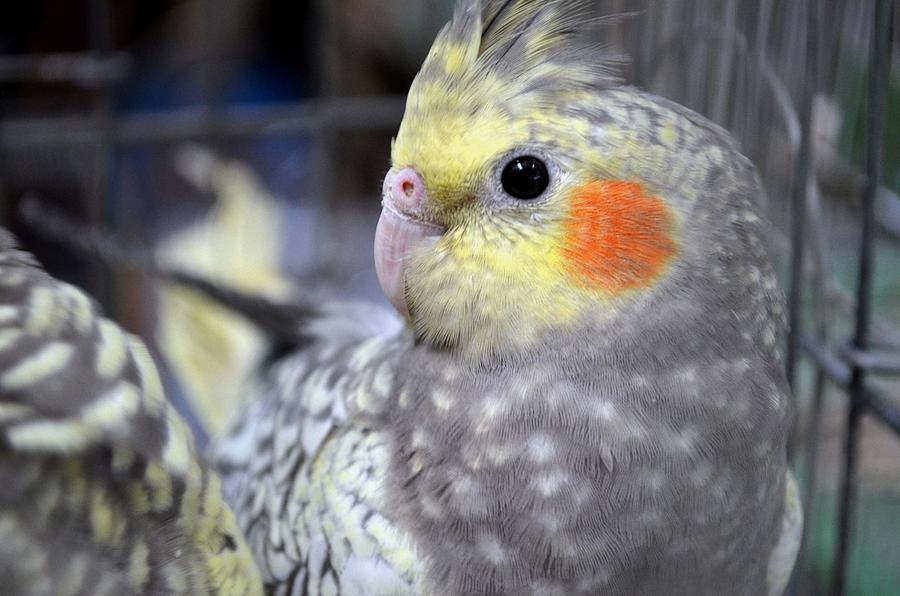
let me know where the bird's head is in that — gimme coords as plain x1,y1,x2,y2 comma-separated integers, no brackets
375,0,776,362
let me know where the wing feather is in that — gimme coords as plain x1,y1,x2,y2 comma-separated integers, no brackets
0,229,262,595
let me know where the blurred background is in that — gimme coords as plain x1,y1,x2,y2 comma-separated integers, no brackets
0,0,898,594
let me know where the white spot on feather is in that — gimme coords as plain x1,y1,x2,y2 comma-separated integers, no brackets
81,381,140,429
593,401,617,421
411,429,428,449
481,394,506,418
669,427,698,453
747,265,762,284
419,494,443,519
430,388,454,412
59,284,94,332
486,444,515,466
0,305,18,324
532,470,569,497
265,540,295,581
642,469,666,492
2,341,73,389
732,358,751,372
301,417,332,457
673,366,697,384
161,417,192,475
341,554,413,596
398,387,413,409
95,320,127,379
527,434,556,463
25,287,58,334
7,418,94,451
753,442,772,458
348,337,384,371
0,270,25,287
477,534,506,564
371,363,394,397
305,369,334,414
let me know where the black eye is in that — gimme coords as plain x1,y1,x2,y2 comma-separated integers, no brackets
501,156,549,200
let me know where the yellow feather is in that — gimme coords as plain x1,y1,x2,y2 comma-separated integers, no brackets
155,147,294,437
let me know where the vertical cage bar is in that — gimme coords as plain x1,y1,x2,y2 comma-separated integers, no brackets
785,0,818,393
87,0,114,312
831,0,893,594
711,0,737,126
745,0,772,173
785,4,820,592
309,0,338,270
797,187,836,596
201,0,224,148
686,0,705,110
796,370,827,595
637,0,657,87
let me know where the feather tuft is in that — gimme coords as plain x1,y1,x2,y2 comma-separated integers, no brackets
416,0,625,103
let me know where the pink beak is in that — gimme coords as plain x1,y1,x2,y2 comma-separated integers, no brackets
374,167,445,319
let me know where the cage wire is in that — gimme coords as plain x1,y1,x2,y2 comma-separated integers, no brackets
0,1,899,595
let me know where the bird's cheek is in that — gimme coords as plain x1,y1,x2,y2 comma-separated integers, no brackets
562,180,677,294
374,207,443,319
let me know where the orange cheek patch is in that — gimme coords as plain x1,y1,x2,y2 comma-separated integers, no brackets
563,180,677,293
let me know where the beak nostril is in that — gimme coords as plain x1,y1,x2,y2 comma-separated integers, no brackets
386,167,425,215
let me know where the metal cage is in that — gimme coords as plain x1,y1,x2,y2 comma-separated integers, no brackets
1,1,898,594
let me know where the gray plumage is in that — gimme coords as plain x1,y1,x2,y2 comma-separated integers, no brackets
213,1,801,592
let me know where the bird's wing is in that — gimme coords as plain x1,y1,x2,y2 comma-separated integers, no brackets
0,229,262,595
156,146,296,439
214,331,423,596
767,469,803,596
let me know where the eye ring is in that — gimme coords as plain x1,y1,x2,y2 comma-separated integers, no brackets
501,156,550,200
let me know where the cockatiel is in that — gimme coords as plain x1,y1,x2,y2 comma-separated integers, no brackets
0,229,263,595
212,0,801,595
